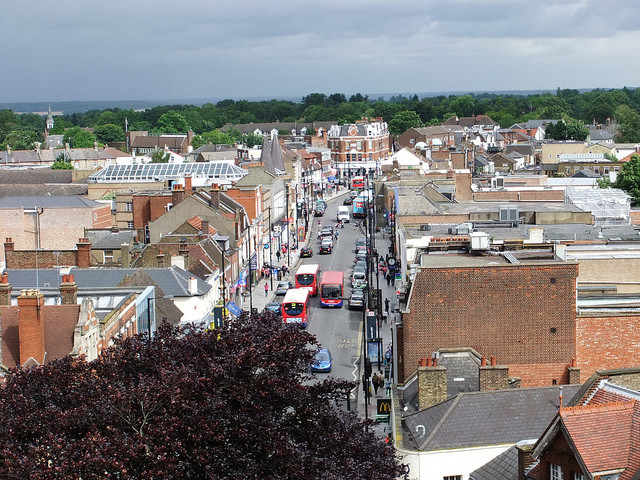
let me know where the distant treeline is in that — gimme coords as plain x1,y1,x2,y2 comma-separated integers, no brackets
3,87,640,151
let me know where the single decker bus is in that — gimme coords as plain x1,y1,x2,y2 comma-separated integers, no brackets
319,270,344,308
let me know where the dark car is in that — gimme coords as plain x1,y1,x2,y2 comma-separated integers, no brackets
275,281,293,295
264,302,281,316
313,207,325,217
300,246,313,258
349,288,365,310
319,238,333,254
342,197,353,205
311,348,332,373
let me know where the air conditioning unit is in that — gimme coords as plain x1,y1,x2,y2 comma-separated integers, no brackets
499,205,519,222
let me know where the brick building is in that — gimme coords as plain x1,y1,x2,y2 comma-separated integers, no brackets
400,253,580,386
327,118,390,178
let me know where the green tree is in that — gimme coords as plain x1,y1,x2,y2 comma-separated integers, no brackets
615,153,640,205
191,130,235,149
3,126,41,150
615,105,640,143
150,149,169,163
245,132,263,147
447,95,476,117
63,126,98,148
0,318,406,479
51,152,74,169
153,110,190,134
388,110,423,136
94,123,125,144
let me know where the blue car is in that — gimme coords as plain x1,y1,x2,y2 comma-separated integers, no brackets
311,348,332,373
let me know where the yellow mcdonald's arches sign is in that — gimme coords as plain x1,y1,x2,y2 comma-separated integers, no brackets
377,399,391,415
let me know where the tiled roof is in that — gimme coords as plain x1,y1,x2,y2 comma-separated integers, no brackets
0,184,87,198
403,385,580,451
0,304,80,368
561,401,636,474
260,135,286,175
0,168,73,184
186,215,218,235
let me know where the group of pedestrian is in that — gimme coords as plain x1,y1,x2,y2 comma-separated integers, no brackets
372,371,386,396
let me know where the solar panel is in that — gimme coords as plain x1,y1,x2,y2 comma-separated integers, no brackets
89,161,248,183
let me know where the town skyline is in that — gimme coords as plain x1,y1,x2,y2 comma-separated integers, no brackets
4,0,640,103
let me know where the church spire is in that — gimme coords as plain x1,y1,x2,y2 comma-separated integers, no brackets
46,105,54,131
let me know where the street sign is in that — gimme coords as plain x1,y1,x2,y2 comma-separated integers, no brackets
376,399,391,422
273,225,281,233
264,244,269,249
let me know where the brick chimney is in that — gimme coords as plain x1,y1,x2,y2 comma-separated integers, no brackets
59,274,78,305
210,184,221,210
516,440,536,480
417,357,447,410
568,358,580,384
76,238,91,268
479,356,510,391
0,272,12,306
185,174,193,195
18,289,46,365
172,183,185,206
201,219,209,235
4,237,14,254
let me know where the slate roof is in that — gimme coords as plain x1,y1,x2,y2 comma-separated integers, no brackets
86,229,137,249
403,385,581,451
0,168,73,184
260,134,286,175
0,195,102,208
469,446,518,480
4,267,210,298
0,184,88,198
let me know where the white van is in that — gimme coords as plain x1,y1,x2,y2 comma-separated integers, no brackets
337,206,350,223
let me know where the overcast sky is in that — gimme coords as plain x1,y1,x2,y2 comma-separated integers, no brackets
2,0,640,103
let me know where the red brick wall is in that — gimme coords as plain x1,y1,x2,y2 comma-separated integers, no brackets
92,203,112,228
472,190,565,202
576,314,640,380
508,363,571,387
402,264,578,385
631,209,640,226
132,195,151,230
18,291,46,365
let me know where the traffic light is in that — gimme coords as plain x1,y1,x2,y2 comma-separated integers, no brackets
365,358,372,378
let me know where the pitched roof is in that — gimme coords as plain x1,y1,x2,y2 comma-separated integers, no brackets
0,195,102,208
4,267,210,298
86,229,137,249
0,168,73,184
260,134,286,174
0,304,80,368
469,446,518,480
0,184,88,198
561,401,636,474
403,385,581,451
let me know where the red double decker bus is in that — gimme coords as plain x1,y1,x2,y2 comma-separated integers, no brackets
281,288,311,328
352,176,365,190
295,263,320,296
319,271,344,308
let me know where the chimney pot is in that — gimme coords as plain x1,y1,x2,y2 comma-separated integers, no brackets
481,356,487,366
426,357,432,367
490,356,497,366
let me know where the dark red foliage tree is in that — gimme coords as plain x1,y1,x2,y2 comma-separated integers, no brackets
0,312,407,479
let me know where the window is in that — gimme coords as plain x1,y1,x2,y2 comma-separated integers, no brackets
126,202,133,212
594,167,600,173
94,213,98,221
614,166,620,172
443,476,462,480
410,139,415,144
604,167,610,174
127,221,134,228
368,140,373,149
556,154,560,159
103,250,114,264
574,473,585,480
550,464,563,480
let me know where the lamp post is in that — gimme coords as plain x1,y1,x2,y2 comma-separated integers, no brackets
285,182,291,267
216,237,228,323
267,207,273,291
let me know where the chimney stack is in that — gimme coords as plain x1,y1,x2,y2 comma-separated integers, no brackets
121,243,130,268
188,277,198,296
4,237,14,254
59,274,78,305
568,358,580,384
18,289,46,365
201,219,209,236
185,174,192,195
210,184,221,210
417,358,447,410
0,272,12,306
76,238,91,268
172,183,185,206
479,355,510,391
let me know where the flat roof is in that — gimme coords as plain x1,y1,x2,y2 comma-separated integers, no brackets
417,251,565,268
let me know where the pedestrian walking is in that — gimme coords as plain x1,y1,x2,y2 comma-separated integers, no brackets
276,250,281,262
384,297,390,315
386,272,392,286
372,373,380,395
264,283,269,297
382,310,388,324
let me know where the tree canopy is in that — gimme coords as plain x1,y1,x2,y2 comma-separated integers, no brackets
615,153,640,205
388,110,423,136
0,315,406,479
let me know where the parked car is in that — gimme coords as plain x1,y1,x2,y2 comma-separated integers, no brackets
318,226,334,239
264,302,282,316
300,246,313,258
354,260,367,271
354,251,368,263
275,281,293,295
342,197,353,205
349,289,365,310
311,348,333,373
313,207,325,217
319,238,334,254
315,200,327,210
351,269,367,288
355,236,370,252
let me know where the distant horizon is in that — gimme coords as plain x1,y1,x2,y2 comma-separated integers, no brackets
1,86,630,116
